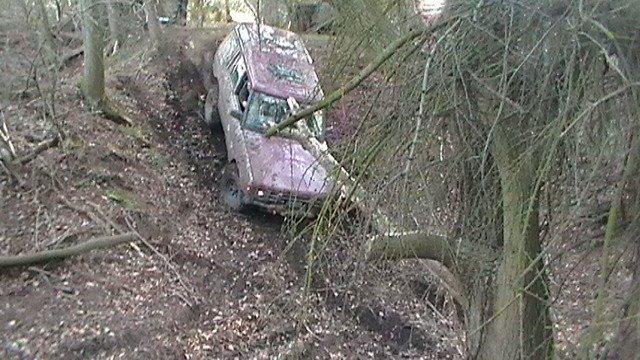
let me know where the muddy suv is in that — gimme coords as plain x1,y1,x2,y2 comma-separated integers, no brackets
205,23,331,216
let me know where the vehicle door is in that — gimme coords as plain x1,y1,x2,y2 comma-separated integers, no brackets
217,38,249,167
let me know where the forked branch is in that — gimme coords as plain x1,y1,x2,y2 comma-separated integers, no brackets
291,131,460,266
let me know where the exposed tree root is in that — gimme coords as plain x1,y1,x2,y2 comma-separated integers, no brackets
0,233,138,268
98,99,133,126
56,47,84,69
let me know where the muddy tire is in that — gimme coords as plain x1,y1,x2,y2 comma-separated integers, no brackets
221,163,248,212
204,88,221,129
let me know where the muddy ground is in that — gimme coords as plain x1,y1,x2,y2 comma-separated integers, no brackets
0,24,460,359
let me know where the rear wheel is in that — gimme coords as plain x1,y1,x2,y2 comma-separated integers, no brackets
204,88,221,129
221,163,248,212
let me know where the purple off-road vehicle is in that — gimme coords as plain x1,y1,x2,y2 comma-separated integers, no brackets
205,23,331,216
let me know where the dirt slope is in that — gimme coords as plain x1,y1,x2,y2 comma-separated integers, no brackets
0,26,459,359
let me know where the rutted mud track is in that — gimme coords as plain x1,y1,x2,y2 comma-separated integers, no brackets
141,32,447,358
0,29,453,359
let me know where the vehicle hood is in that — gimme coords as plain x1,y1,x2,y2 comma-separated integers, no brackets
243,131,331,198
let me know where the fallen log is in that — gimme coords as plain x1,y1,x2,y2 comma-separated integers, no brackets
17,136,60,165
363,230,455,266
0,233,137,268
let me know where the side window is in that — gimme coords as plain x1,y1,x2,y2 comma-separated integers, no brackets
220,35,240,69
228,58,248,111
229,57,245,88
236,75,249,111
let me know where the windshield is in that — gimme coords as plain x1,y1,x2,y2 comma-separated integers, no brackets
243,92,288,133
242,92,324,138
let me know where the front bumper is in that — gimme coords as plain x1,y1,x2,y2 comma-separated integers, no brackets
245,192,325,218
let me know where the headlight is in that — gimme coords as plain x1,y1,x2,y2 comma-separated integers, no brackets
257,190,264,196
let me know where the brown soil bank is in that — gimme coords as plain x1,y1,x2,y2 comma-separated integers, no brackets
0,26,458,359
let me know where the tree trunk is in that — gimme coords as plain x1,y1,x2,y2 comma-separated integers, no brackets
224,0,232,22
605,241,640,360
145,0,161,44
35,0,55,53
468,134,552,359
191,0,204,27
604,126,640,360
79,0,105,103
175,0,188,26
106,0,123,52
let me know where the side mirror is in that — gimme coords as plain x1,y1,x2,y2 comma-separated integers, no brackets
229,109,243,120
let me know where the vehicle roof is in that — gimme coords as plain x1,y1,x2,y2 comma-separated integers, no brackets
234,23,324,103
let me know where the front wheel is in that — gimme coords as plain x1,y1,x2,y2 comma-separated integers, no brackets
220,163,248,212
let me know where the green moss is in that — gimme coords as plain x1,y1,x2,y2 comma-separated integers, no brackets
104,188,136,209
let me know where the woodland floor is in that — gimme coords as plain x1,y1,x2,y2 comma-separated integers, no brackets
0,19,631,360
0,25,461,359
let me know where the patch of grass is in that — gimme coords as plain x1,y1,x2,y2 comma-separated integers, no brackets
118,125,150,145
301,33,332,45
104,188,136,209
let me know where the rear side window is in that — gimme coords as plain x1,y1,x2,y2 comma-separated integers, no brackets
229,57,246,88
219,34,241,69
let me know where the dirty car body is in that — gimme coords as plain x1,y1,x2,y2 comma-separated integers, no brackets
211,23,331,216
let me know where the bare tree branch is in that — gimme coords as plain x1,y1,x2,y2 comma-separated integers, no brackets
0,233,138,268
364,231,455,265
265,27,428,136
0,111,17,160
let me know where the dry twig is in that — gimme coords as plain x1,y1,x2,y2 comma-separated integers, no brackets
0,111,17,160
